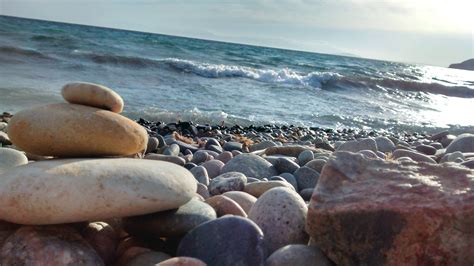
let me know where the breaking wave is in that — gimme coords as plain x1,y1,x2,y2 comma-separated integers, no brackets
162,58,342,88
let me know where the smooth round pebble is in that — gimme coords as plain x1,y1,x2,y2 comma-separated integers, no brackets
0,148,28,172
294,166,320,190
298,150,314,166
279,173,298,190
275,157,300,174
0,158,196,224
248,187,308,255
177,216,265,266
222,191,257,214
205,195,247,217
190,166,210,185
209,172,247,195
62,82,124,113
201,160,225,179
446,134,474,153
221,154,278,180
7,103,147,157
216,151,233,163
163,144,180,156
304,159,327,174
146,137,159,154
265,244,332,266
244,181,295,198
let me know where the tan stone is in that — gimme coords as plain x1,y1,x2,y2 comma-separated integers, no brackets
244,180,295,198
0,158,197,225
7,103,147,157
62,82,124,113
205,195,247,217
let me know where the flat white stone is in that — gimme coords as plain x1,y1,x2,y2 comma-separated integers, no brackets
0,158,197,225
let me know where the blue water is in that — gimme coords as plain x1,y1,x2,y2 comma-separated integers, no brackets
1,15,473,133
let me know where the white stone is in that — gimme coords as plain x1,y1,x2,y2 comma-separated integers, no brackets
0,158,197,225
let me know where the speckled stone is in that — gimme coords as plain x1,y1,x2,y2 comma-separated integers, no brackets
209,172,247,195
294,166,320,190
248,187,308,255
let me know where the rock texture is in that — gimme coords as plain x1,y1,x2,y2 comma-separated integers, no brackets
0,226,103,265
62,82,124,113
0,158,196,224
7,103,147,157
306,151,474,265
249,187,308,255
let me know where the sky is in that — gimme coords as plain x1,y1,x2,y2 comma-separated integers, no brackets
1,0,473,66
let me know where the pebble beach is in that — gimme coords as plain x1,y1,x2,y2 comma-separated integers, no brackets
0,82,473,265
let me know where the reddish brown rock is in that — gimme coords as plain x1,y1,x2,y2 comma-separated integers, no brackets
205,195,247,217
0,225,103,265
306,151,474,265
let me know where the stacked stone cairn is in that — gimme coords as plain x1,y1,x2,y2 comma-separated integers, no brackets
0,82,473,265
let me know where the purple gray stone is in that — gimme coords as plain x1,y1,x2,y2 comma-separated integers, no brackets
177,216,265,266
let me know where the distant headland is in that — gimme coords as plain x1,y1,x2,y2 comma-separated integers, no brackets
449,59,474,71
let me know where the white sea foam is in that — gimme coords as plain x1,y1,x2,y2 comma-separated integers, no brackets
162,58,341,88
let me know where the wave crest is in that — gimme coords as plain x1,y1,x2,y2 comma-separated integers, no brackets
163,58,341,88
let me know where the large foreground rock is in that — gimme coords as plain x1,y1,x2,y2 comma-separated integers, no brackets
7,103,147,157
0,158,196,224
306,151,474,265
221,154,278,180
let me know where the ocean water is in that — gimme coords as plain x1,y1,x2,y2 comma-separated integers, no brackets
1,15,473,133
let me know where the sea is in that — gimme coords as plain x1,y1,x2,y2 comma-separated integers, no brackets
1,15,473,134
